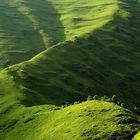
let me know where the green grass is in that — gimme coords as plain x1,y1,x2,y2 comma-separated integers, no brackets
0,100,140,140
49,0,118,39
0,0,118,69
3,0,139,108
0,0,66,68
133,132,140,140
0,0,140,139
40,101,139,140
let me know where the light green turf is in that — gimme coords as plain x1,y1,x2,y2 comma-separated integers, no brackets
3,0,140,108
49,0,118,39
0,100,140,140
0,0,66,68
133,132,140,140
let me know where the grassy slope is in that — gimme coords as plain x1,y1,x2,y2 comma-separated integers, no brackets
0,98,140,140
0,0,66,69
3,0,139,107
0,0,118,69
0,0,140,139
49,0,118,39
133,132,140,140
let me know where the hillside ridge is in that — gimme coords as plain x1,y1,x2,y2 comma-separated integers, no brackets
0,0,140,139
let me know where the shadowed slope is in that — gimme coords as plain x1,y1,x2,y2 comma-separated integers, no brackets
0,0,65,69
3,0,140,108
0,0,45,69
12,0,66,46
0,0,118,69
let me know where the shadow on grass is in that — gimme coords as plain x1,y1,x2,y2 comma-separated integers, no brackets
0,0,66,69
20,0,66,46
8,0,140,108
0,1,46,68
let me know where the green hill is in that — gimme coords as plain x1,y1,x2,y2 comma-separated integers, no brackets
0,99,140,140
0,0,140,139
0,0,66,69
3,0,140,107
0,0,118,69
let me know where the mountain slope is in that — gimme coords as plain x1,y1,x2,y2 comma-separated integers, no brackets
3,0,140,108
0,0,66,69
0,0,140,139
0,99,140,140
49,0,118,39
0,0,118,69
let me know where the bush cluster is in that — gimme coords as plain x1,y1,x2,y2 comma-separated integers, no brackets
86,95,140,114
61,95,139,115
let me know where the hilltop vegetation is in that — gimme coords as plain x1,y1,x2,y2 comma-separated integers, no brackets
0,0,140,139
0,99,140,140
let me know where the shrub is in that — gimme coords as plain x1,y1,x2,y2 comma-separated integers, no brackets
101,96,111,102
87,95,92,101
74,101,80,105
111,95,117,103
92,95,98,100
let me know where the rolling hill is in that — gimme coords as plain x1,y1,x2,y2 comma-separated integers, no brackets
0,0,140,139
